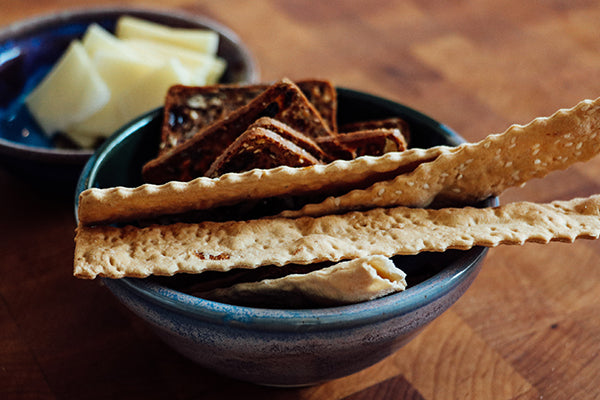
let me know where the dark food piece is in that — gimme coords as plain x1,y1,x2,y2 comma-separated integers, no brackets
296,79,338,133
317,128,408,158
159,79,339,156
142,79,341,184
160,83,266,155
340,117,411,145
205,127,322,178
246,117,333,162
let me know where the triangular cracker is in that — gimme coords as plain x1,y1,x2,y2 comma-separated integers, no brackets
142,79,340,183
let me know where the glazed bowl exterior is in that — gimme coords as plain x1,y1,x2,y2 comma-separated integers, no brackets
0,6,258,186
75,88,493,386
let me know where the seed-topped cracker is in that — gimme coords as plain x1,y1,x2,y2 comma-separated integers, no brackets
205,126,322,178
74,195,600,279
280,97,600,218
142,79,346,184
159,79,339,156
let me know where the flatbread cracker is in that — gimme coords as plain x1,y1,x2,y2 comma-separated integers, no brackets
74,194,600,279
77,146,448,226
200,255,407,307
78,97,600,226
280,97,600,218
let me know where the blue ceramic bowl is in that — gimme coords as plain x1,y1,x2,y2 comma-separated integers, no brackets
0,6,258,186
75,88,495,386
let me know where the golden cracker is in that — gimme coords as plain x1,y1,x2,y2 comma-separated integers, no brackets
200,255,406,307
77,146,449,226
279,97,600,218
74,195,600,279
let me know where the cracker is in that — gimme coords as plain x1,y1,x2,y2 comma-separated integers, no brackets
199,255,406,307
340,117,411,144
204,126,322,178
78,146,449,226
74,194,600,279
280,97,600,218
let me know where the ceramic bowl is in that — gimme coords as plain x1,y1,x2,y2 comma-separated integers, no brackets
75,88,495,386
0,6,258,187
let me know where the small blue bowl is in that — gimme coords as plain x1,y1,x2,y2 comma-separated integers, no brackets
0,6,258,187
75,88,495,386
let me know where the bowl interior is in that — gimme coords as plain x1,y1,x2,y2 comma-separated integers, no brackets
0,7,258,158
76,87,493,325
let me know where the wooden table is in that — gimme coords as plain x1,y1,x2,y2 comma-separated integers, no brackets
2,1,600,399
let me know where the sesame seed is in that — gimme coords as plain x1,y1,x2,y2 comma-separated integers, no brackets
505,161,513,168
334,198,341,207
423,183,430,189
407,181,415,187
378,188,385,196
576,142,583,150
565,142,573,147
452,188,461,193
534,159,541,164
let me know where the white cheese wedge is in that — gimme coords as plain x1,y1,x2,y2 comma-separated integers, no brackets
117,58,192,123
25,41,110,136
67,50,158,138
81,23,134,60
123,38,226,85
115,15,219,55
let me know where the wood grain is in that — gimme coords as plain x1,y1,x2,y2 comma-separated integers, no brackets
2,0,600,399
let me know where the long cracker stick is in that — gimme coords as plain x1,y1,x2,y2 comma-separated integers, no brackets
77,146,449,226
74,194,600,279
279,97,600,218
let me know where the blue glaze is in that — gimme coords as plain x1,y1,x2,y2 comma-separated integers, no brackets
76,88,495,386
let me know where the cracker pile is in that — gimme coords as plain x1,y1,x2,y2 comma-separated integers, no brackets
141,78,408,184
74,81,600,308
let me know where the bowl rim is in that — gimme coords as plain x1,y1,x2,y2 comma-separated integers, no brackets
76,87,495,332
0,5,259,159
105,247,488,332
